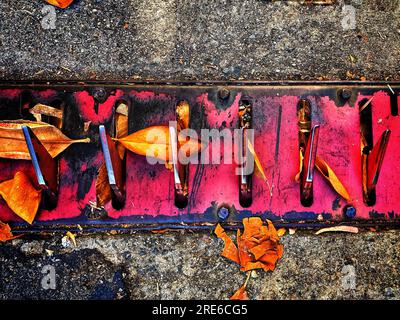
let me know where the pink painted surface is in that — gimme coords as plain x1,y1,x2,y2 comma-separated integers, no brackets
0,87,399,224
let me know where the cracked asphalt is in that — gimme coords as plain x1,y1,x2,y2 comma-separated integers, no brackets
0,0,399,300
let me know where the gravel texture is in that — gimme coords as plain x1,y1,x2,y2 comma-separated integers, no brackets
0,0,399,300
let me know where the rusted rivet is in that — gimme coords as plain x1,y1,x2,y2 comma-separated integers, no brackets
343,205,356,219
218,88,230,100
217,207,230,220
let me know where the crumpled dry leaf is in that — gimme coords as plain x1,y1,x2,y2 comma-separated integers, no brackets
215,218,284,273
315,156,351,201
247,140,272,196
95,162,112,207
0,120,90,160
45,0,74,8
230,272,251,300
0,171,42,224
214,224,240,264
0,221,21,242
315,225,359,235
116,125,203,162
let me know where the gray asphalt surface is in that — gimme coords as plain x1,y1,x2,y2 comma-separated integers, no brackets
0,0,399,300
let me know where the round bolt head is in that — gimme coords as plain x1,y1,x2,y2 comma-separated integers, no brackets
344,205,356,219
218,207,230,220
340,89,352,100
218,88,230,100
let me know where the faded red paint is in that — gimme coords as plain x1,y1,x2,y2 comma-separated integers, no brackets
0,87,399,225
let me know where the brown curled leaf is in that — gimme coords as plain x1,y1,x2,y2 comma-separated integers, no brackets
116,125,203,162
0,171,42,224
96,162,112,207
214,224,240,264
115,103,129,160
0,120,90,160
30,104,63,120
315,156,351,201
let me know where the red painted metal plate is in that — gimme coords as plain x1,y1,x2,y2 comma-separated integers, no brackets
0,82,398,231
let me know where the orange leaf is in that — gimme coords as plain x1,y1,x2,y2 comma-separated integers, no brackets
176,101,190,131
0,221,21,242
45,0,74,8
214,224,240,264
315,156,351,201
96,162,112,207
230,285,249,300
0,120,90,160
116,125,203,162
0,171,42,224
230,272,251,300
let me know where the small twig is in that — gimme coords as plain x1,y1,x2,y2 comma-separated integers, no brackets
387,84,395,95
359,97,373,113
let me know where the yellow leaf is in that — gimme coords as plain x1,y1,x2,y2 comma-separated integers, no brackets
277,228,286,237
176,101,190,131
0,171,42,224
66,231,77,246
247,140,272,196
315,156,351,201
0,120,90,160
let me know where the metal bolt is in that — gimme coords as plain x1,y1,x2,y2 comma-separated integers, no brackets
343,205,356,219
92,87,107,103
218,88,230,100
340,89,352,100
217,207,230,220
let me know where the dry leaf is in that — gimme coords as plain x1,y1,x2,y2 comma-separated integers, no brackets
45,0,74,8
247,140,272,195
116,125,203,162
214,224,240,264
230,272,251,300
315,156,351,201
295,149,304,183
315,226,359,235
277,228,286,237
289,228,296,235
176,101,190,131
66,231,77,246
30,104,63,120
96,162,112,207
215,218,284,273
0,120,90,160
0,171,42,224
115,104,128,159
0,221,21,242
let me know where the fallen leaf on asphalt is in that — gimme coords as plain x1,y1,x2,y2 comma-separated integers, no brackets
315,226,359,235
230,272,251,300
65,231,76,247
0,221,21,242
215,217,284,272
0,171,42,224
289,228,296,235
0,120,90,160
45,0,74,8
214,224,240,264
